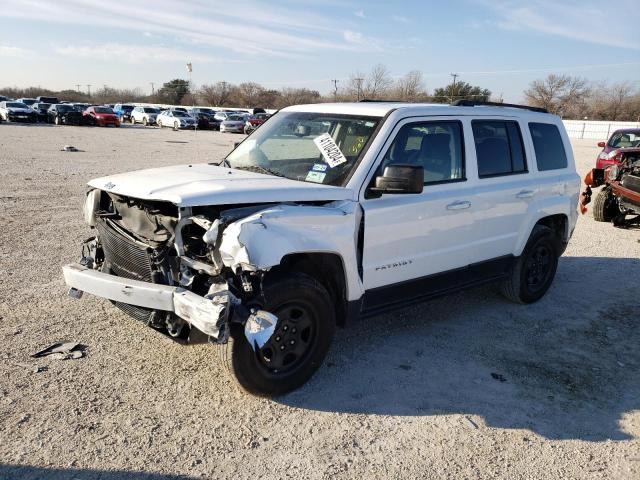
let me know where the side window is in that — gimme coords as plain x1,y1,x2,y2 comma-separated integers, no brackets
529,123,568,171
380,121,465,184
472,120,527,178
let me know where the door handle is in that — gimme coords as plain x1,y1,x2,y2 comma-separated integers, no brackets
446,200,471,210
516,190,535,199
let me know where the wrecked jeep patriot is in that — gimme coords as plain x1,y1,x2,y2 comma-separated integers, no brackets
64,101,580,395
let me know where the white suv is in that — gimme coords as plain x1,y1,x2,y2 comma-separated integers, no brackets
63,101,580,395
130,106,160,126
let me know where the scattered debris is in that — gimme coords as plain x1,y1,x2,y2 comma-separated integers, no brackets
397,364,412,371
617,361,625,367
17,414,31,425
463,416,479,429
61,145,79,152
32,342,85,360
491,372,507,382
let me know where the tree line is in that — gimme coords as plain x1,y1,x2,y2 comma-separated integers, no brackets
1,66,638,121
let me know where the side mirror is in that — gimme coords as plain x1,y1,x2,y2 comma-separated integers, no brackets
369,165,423,196
598,141,606,148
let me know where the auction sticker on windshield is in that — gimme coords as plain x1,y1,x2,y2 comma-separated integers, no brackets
313,133,347,168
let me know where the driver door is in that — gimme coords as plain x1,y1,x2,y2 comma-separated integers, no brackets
360,117,480,306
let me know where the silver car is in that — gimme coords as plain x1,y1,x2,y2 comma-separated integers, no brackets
156,110,196,130
220,114,248,133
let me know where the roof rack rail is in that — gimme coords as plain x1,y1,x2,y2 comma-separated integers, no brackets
452,99,548,114
359,99,406,103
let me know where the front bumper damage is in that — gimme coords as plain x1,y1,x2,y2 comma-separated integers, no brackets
63,263,277,348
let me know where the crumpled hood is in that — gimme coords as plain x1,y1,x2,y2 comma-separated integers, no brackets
88,163,354,206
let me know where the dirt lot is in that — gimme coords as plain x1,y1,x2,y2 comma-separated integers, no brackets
0,123,638,480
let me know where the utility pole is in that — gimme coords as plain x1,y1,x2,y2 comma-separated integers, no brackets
75,84,81,93
150,82,155,95
86,84,92,98
450,73,458,103
331,79,339,102
354,77,364,101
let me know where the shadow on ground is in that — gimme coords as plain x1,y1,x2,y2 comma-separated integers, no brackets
0,465,197,480
280,256,640,442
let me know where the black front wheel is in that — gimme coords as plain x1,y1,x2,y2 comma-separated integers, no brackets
501,225,560,304
220,272,335,396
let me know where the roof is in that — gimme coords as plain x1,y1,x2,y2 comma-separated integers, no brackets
283,102,556,119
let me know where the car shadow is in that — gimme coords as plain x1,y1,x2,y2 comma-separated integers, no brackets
0,465,198,480
278,256,640,442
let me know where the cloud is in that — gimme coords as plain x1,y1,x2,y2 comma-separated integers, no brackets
392,14,409,23
54,43,216,64
0,45,29,57
0,0,386,57
479,0,640,50
354,9,365,18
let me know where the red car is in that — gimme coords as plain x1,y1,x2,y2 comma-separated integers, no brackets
83,106,120,127
595,128,640,169
244,113,271,134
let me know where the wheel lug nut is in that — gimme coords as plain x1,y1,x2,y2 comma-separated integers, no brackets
292,328,296,333
280,345,285,350
290,340,295,345
283,325,288,331
275,336,281,342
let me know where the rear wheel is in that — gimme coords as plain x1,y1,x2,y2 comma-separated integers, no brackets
157,120,162,128
593,187,618,222
130,116,135,124
220,272,335,396
174,121,179,131
142,117,148,126
501,225,560,304
54,116,60,125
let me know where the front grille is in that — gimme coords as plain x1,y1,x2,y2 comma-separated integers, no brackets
96,219,162,324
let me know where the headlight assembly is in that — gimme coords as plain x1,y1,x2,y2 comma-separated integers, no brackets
84,189,100,226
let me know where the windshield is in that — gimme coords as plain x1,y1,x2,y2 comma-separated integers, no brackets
609,131,640,148
37,103,50,110
173,111,190,117
7,102,28,108
225,111,380,187
56,105,74,112
227,115,245,121
144,107,159,113
95,107,113,114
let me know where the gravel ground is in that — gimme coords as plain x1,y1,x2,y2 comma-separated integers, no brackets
0,123,638,480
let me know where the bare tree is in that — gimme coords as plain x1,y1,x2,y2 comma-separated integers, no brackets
524,74,590,116
589,81,635,120
364,64,393,99
198,81,232,106
394,70,427,102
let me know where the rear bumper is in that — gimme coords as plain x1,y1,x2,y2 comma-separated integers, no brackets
63,263,229,337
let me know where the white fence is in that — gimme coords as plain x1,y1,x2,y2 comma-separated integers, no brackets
563,120,640,140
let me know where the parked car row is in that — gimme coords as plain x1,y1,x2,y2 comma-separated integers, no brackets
0,96,272,133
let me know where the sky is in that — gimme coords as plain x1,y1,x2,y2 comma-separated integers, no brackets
0,0,639,102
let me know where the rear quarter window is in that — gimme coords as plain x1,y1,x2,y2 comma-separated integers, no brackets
529,123,568,171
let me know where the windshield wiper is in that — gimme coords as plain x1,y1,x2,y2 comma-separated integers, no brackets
234,165,287,178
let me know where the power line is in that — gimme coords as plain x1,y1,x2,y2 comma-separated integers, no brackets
86,84,92,97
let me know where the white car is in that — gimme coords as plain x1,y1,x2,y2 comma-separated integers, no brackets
220,113,248,133
0,101,38,122
156,110,196,130
64,101,579,396
131,106,160,126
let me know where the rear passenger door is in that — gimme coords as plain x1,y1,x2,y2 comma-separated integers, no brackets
468,118,535,259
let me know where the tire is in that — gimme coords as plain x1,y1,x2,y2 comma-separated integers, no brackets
130,116,135,124
142,117,148,126
54,116,60,125
592,187,618,222
501,225,560,304
157,120,162,128
220,272,335,396
174,121,179,131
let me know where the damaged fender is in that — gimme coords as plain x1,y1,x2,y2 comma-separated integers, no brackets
218,201,364,301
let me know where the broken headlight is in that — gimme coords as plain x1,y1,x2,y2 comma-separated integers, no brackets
83,189,100,226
